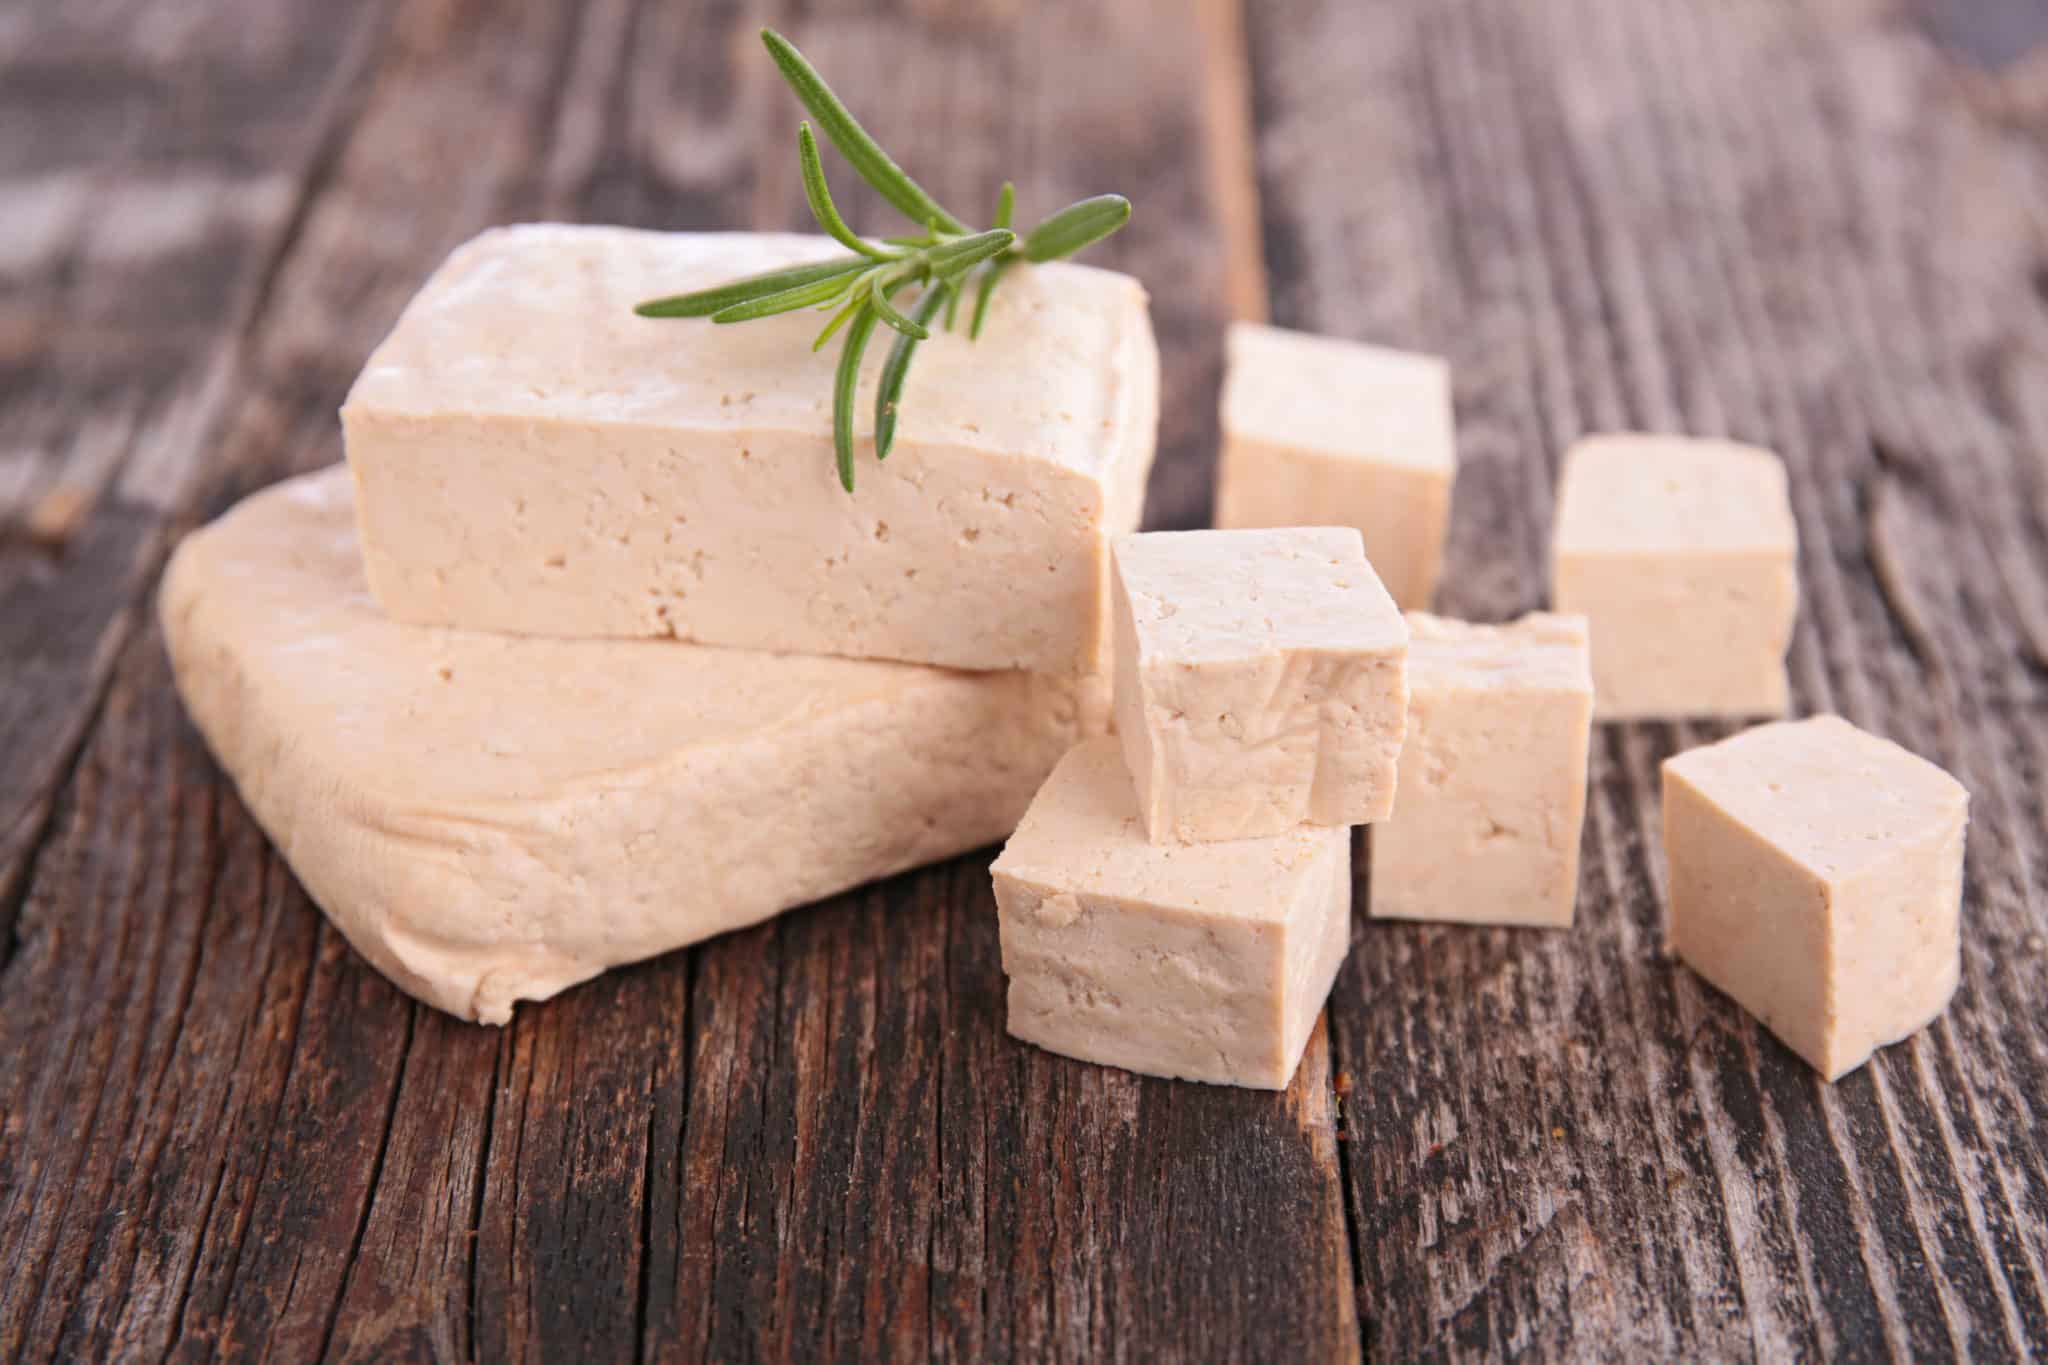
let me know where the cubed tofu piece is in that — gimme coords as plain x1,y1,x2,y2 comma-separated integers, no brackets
1214,322,1455,609
1111,527,1409,844
343,225,1159,675
1662,715,1968,1081
991,739,1352,1089
161,468,1110,1025
1551,433,1799,720
1371,613,1594,928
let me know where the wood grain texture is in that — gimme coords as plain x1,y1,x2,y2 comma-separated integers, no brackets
2,0,1352,1361
0,0,391,966
3,0,2046,1360
1252,0,2048,1355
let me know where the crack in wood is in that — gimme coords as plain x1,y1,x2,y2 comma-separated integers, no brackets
312,1002,418,1363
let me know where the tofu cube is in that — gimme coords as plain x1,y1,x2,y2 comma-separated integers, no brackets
1214,323,1455,609
1551,433,1799,720
1111,527,1409,844
1662,715,1969,1081
991,739,1353,1089
1371,613,1594,928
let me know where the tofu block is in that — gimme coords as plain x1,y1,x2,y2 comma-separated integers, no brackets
1371,613,1594,927
1662,716,1968,1080
1214,322,1455,609
991,739,1352,1089
1551,433,1799,720
1111,527,1409,844
161,468,1110,1025
343,225,1160,675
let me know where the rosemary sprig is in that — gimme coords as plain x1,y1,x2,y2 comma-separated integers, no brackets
633,28,1132,491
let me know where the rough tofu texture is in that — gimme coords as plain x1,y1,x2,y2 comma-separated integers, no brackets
1213,322,1455,610
160,468,1111,1025
1662,716,1968,1081
991,740,1352,1089
1111,527,1409,845
1551,433,1799,720
1371,613,1593,927
342,225,1160,675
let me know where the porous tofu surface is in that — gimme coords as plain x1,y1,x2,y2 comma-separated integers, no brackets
343,225,1160,674
1219,322,1454,471
1215,323,1455,609
1111,527,1409,843
1551,432,1799,719
1662,715,1969,1080
1371,613,1593,928
1554,434,1797,554
161,468,1109,1025
991,740,1353,1089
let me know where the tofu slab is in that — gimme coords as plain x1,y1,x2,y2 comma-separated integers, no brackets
343,225,1160,675
1112,527,1409,844
1662,716,1968,1080
1551,433,1799,720
1371,613,1593,927
161,468,1110,1024
1214,323,1455,610
991,739,1352,1089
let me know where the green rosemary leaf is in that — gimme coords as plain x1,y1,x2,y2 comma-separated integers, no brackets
635,256,867,317
926,228,1016,279
761,29,969,236
867,273,930,340
833,307,881,492
1020,194,1132,262
875,286,949,460
637,33,1129,491
812,292,867,351
799,124,890,260
969,259,1010,340
710,266,866,322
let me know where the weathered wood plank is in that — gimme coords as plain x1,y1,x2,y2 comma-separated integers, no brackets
1252,0,2048,1355
3,0,1360,1359
0,0,391,963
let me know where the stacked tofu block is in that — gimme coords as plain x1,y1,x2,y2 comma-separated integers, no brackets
995,526,1409,1089
345,226,1159,674
1109,528,1410,842
160,225,1161,1024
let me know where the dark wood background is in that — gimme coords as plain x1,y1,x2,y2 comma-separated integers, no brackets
5,0,2048,1359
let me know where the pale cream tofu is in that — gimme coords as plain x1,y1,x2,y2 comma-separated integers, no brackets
1214,322,1455,610
1551,433,1798,720
991,739,1352,1089
1112,526,1408,844
342,225,1159,675
1662,716,1968,1081
160,468,1110,1025
1371,613,1593,928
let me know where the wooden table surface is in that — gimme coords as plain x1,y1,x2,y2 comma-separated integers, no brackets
6,0,2048,1359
